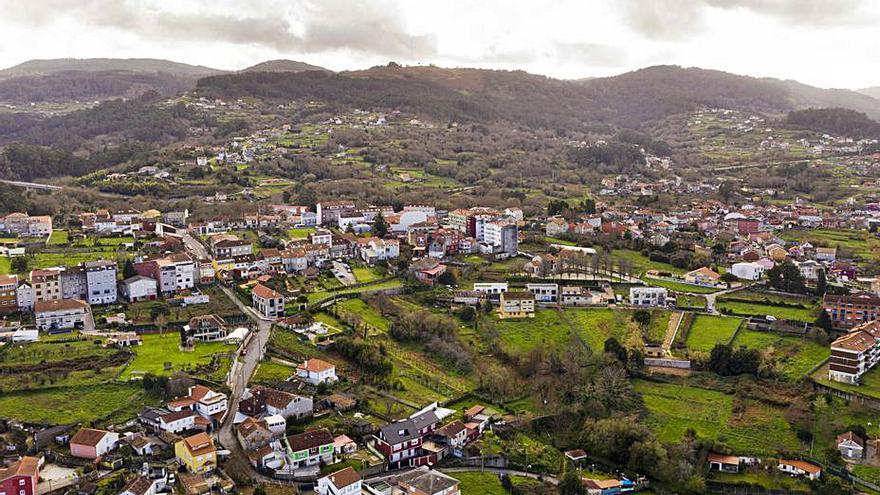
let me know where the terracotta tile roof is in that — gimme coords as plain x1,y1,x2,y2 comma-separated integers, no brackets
779,459,821,474
298,358,334,373
287,428,333,451
708,452,740,465
181,432,214,456
0,456,39,481
252,283,282,299
325,467,360,489
35,298,89,313
71,428,111,447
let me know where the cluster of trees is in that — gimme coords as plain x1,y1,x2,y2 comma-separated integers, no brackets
708,344,762,376
786,107,880,139
333,336,392,380
766,260,807,294
567,142,645,174
389,310,473,372
0,70,197,103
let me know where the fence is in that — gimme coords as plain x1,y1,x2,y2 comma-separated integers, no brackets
644,358,691,369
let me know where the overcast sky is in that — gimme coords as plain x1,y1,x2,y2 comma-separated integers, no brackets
0,0,878,89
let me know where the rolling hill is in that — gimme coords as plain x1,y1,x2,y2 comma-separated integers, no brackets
241,59,329,73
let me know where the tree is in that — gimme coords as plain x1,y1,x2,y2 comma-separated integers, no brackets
558,471,585,495
767,260,806,293
816,269,827,296
122,259,137,279
815,309,834,332
604,337,628,363
708,344,732,375
632,309,651,328
720,272,738,288
373,213,389,237
547,199,568,217
10,256,28,274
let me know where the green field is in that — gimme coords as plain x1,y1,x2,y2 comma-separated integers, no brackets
716,300,817,321
647,278,721,294
0,383,157,426
47,230,69,245
780,228,878,260
0,339,114,366
352,266,383,284
684,315,742,352
610,249,688,276
252,360,296,384
731,330,829,380
121,333,236,379
634,380,802,456
286,227,315,239
449,471,548,495
306,278,404,305
336,298,390,332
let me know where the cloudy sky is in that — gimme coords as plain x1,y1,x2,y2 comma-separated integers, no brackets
0,0,878,89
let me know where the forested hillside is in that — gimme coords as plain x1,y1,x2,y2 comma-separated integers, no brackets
785,108,880,139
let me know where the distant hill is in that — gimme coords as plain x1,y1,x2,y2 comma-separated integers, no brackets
241,59,329,73
0,58,225,103
859,87,880,100
196,63,880,129
785,107,880,139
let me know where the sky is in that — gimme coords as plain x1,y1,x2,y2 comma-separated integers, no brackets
0,0,878,89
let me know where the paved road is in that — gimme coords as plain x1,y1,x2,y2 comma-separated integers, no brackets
181,231,210,259
332,260,356,286
0,179,62,191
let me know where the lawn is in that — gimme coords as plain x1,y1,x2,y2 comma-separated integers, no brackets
813,363,880,400
121,333,236,380
306,278,404,305
684,315,742,352
716,300,817,321
566,308,670,352
708,471,811,492
352,266,383,284
495,309,574,353
610,249,687,276
634,380,802,456
0,257,9,275
286,227,315,239
31,251,123,269
251,360,296,384
47,230,69,245
336,298,390,333
732,330,830,380
449,472,548,495
646,278,721,294
0,383,157,426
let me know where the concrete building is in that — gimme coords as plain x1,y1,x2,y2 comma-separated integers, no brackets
34,299,90,331
629,287,668,307
84,260,118,304
0,275,18,313
252,283,285,318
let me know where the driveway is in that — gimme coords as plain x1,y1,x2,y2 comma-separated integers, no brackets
332,260,356,286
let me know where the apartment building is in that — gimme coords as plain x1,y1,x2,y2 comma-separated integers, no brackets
498,291,535,319
525,283,558,303
828,320,880,384
34,299,91,331
31,268,62,302
252,283,285,318
84,260,118,305
629,287,669,307
823,293,880,329
0,275,18,313
135,253,195,294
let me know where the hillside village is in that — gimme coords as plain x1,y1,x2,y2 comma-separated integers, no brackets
4,60,880,495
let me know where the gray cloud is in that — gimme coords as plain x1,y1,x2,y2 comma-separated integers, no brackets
618,0,870,40
553,42,628,67
0,0,437,58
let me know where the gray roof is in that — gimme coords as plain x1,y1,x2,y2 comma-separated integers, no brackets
395,467,459,493
378,410,439,445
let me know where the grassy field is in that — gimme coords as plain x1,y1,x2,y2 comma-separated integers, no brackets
121,333,236,379
684,315,742,352
449,472,548,495
252,360,296,384
732,330,829,380
647,278,721,294
352,266,383,284
336,298,390,332
634,380,802,456
306,278,404,305
31,251,123,269
0,338,114,365
286,227,315,239
47,230,69,245
708,471,811,492
716,300,817,321
779,228,878,260
813,363,880,400
0,383,157,426
610,249,688,276
495,309,575,353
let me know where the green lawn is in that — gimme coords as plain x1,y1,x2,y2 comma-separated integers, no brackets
31,251,124,269
121,333,236,380
708,471,811,492
352,266,383,284
0,257,9,275
496,309,574,353
336,298,390,332
566,308,669,352
286,227,315,239
449,472,548,495
252,360,296,384
634,380,802,456
0,338,114,366
685,315,742,352
0,383,157,426
306,278,404,305
646,278,721,294
732,330,829,380
47,230,69,245
611,249,688,276
716,300,817,321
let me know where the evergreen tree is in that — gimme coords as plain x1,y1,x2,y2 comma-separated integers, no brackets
373,213,389,237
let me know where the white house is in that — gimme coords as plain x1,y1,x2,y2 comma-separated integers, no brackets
525,283,558,303
837,432,864,460
316,467,361,495
729,262,765,281
297,358,338,385
798,260,822,281
778,460,821,480
252,283,285,318
120,275,159,302
473,282,508,295
629,287,668,307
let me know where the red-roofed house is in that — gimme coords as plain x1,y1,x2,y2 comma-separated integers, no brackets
0,457,39,495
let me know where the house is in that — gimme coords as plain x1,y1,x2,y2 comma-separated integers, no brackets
390,467,460,495
175,433,217,474
251,284,285,318
187,385,228,425
472,282,508,296
410,257,447,287
83,260,118,305
296,359,337,385
684,267,720,286
70,428,119,459
157,410,199,434
525,283,558,303
434,420,470,451
0,456,39,495
134,253,196,294
545,218,569,237
798,260,822,281
778,459,821,480
236,417,273,451
239,386,313,420
823,292,880,329
452,290,484,305
119,475,163,495
564,449,588,463
373,410,441,469
119,276,158,302
332,435,357,455
816,247,837,262
730,262,764,281
837,431,864,460
497,291,535,319
316,467,361,495
184,315,228,342
707,453,740,473
16,282,34,311
629,287,668,307
561,286,601,306
35,298,91,331
286,428,335,470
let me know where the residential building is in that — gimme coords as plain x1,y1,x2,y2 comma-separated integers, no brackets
356,237,399,264
498,291,535,319
0,456,39,495
175,433,217,474
525,283,558,303
823,293,880,329
629,287,668,307
729,262,765,281
778,460,821,480
212,239,253,259
30,268,61,302
252,283,285,318
799,260,822,281
185,315,228,342
827,320,880,384
707,453,740,473
70,428,119,459
60,266,87,300
188,385,228,424
837,431,865,460
135,253,195,294
119,275,158,302
472,282,508,295
0,275,18,313
296,358,337,385
816,247,837,262
316,467,361,495
390,466,460,495
34,299,90,331
683,267,720,285
237,417,274,451
15,283,33,311
560,286,601,306
316,201,355,226
285,428,334,470
410,257,446,286
157,410,199,434
84,260,117,305
373,410,441,469
240,386,313,420
482,220,518,257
